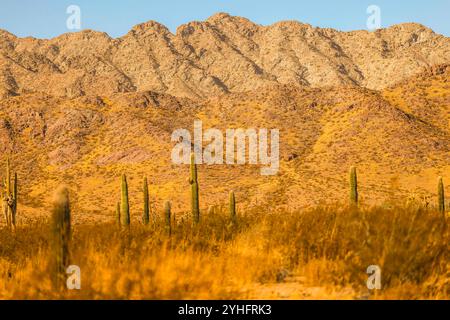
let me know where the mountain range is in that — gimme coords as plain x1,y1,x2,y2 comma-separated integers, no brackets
0,13,448,223
1,12,450,99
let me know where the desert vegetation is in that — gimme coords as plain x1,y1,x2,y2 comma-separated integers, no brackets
0,13,449,301
0,157,447,300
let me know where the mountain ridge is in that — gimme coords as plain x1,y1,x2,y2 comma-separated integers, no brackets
0,12,439,40
1,13,449,100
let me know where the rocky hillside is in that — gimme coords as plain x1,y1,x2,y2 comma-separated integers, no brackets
1,13,450,99
0,14,449,223
0,67,448,223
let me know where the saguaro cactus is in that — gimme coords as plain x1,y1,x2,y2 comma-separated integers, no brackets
143,177,150,225
2,158,17,228
229,191,236,223
438,176,445,214
349,166,358,205
121,174,130,226
51,186,71,289
189,153,200,224
164,201,171,236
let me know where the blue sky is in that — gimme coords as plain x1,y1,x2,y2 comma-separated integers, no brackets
0,0,449,38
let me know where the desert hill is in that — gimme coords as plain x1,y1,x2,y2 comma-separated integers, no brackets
383,63,450,134
0,15,449,224
1,13,450,99
0,75,448,223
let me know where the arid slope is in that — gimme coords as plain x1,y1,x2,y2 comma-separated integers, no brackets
0,15,449,223
0,67,448,223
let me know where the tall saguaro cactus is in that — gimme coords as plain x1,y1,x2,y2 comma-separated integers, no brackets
51,186,71,289
189,153,200,224
164,201,172,236
229,191,236,223
438,176,445,214
121,174,130,226
143,177,150,225
349,166,358,206
2,158,18,228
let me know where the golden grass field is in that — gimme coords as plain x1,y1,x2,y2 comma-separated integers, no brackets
0,203,448,300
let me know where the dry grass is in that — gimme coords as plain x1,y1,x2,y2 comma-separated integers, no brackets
0,204,448,300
